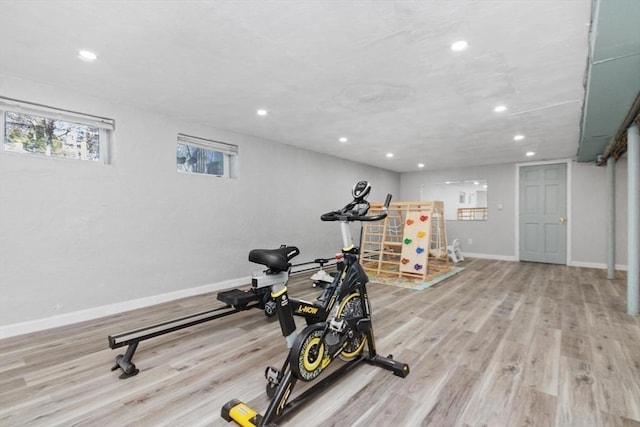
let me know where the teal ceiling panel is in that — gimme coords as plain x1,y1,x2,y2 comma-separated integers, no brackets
578,0,640,163
577,135,613,162
592,0,640,62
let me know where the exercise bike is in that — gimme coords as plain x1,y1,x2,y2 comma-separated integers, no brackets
222,181,410,426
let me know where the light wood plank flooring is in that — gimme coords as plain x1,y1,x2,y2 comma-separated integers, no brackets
1,258,639,426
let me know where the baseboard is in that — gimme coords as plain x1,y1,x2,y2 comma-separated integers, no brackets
0,276,250,340
463,252,519,262
568,261,628,271
463,254,629,271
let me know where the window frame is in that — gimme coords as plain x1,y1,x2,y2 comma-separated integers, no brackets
0,97,114,164
177,133,238,179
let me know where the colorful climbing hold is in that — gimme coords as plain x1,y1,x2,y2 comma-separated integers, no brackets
401,258,410,264
417,230,426,238
416,247,425,254
420,215,429,222
406,219,414,225
414,264,423,271
403,238,412,245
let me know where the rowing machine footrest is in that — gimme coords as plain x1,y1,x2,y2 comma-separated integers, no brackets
217,289,260,308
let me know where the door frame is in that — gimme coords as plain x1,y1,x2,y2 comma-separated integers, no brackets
515,159,572,265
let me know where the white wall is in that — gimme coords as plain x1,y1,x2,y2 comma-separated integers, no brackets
401,160,629,265
0,75,629,331
572,159,628,266
0,75,400,327
420,180,488,221
402,163,517,258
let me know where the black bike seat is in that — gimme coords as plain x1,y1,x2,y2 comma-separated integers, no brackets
249,246,300,272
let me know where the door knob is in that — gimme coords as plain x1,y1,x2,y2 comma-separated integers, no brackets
560,217,567,224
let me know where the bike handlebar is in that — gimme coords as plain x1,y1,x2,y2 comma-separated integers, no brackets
321,193,392,223
383,193,392,208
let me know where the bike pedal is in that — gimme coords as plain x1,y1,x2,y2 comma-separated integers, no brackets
328,318,346,333
264,366,280,383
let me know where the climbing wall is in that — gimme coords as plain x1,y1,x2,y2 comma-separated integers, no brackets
399,211,432,276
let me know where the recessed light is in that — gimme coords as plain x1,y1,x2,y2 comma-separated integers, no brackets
339,137,348,143
474,181,479,185
78,50,97,61
526,151,536,157
451,40,468,51
386,153,394,158
494,105,507,113
445,181,451,184
257,109,268,116
418,163,425,168
514,134,525,141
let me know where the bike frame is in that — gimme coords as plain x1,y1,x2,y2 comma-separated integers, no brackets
222,184,409,427
258,219,380,424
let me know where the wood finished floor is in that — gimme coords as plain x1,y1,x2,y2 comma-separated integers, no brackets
1,258,639,426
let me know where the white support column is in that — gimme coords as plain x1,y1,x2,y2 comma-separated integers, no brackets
607,156,615,279
628,124,639,315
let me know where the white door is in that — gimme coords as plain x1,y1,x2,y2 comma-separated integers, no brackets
519,163,568,264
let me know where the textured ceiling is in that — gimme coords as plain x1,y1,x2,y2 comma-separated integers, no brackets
0,1,594,172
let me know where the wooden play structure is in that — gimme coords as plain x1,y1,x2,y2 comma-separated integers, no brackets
360,201,452,281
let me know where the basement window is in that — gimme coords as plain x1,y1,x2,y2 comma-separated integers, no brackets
0,97,114,163
177,133,238,178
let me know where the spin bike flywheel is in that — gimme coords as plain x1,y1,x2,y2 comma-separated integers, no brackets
289,292,367,381
289,323,329,382
336,292,366,361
